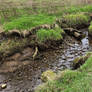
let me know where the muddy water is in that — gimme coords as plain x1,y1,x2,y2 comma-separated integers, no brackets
0,28,92,92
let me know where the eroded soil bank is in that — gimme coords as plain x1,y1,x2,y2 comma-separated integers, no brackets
0,28,92,92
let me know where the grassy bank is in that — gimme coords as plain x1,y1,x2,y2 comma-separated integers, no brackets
1,4,92,25
36,54,92,92
1,5,92,31
58,13,90,28
3,14,56,31
89,21,92,36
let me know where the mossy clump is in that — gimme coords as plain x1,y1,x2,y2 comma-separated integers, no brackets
36,27,64,43
41,70,56,82
88,22,92,36
73,52,92,69
59,13,90,28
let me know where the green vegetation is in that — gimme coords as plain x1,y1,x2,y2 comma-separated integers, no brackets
89,21,92,36
1,5,92,31
64,5,92,14
41,70,56,82
36,27,64,43
1,4,92,32
3,14,56,31
61,13,90,28
36,54,92,92
0,38,28,53
0,1,92,92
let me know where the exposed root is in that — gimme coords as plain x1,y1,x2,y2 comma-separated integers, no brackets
33,46,38,60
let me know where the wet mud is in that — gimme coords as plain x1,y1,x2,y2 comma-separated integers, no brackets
0,28,92,92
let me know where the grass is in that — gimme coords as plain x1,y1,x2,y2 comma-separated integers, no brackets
64,5,92,14
60,13,90,28
36,27,64,43
3,14,56,31
36,55,92,92
88,21,92,35
1,4,92,29
1,4,92,32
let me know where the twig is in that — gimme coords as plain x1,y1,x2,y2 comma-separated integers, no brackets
33,46,38,60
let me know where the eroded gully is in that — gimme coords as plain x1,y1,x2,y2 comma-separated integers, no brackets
0,28,92,92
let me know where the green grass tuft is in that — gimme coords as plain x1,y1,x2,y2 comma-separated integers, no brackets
61,13,90,28
36,28,64,43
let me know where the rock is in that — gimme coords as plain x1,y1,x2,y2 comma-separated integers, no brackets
63,28,85,40
41,70,56,82
73,52,92,69
74,32,81,38
1,84,7,89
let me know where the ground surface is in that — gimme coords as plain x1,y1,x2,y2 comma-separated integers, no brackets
0,28,92,92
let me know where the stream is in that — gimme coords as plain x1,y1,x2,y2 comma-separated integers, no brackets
0,28,92,92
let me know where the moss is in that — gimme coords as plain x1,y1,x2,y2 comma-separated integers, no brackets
73,52,92,69
41,70,56,82
36,27,64,43
88,22,92,36
60,13,90,28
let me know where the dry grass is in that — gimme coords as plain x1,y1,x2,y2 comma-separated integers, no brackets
0,0,92,9
0,0,92,24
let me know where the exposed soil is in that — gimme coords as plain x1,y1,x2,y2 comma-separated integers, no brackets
0,28,92,92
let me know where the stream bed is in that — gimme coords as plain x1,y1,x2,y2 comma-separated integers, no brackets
0,28,92,92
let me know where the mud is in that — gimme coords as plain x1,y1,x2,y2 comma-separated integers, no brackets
0,28,92,92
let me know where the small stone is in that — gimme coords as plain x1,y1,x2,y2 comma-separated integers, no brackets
1,84,7,89
74,32,81,38
41,70,56,82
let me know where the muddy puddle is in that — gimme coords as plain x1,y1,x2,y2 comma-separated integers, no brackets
0,28,92,92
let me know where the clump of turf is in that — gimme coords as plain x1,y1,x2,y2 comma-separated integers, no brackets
36,27,64,43
3,14,56,32
88,21,92,36
58,13,90,29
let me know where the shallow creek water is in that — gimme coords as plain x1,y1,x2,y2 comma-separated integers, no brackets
0,28,92,92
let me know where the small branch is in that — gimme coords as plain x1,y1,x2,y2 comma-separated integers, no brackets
33,46,38,60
